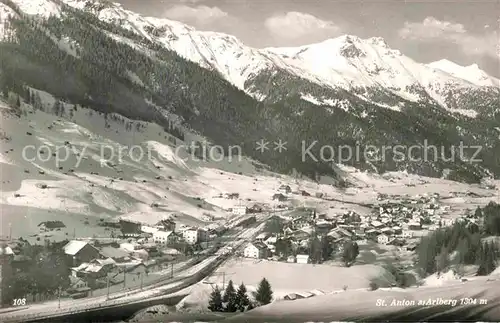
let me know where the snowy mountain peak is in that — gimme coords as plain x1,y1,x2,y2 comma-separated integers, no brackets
340,34,361,43
368,36,389,48
11,0,62,18
428,59,500,87
4,0,499,113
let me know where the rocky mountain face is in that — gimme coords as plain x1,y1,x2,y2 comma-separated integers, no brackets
1,0,499,183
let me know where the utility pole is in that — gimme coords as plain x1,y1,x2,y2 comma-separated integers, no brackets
222,272,225,290
58,288,61,308
106,275,110,300
123,267,126,288
170,263,173,279
140,272,144,290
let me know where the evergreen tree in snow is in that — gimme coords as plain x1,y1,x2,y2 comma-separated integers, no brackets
207,286,223,312
477,241,498,276
33,93,43,111
235,282,251,312
222,280,237,312
435,245,449,274
255,277,273,306
342,241,359,267
24,87,31,104
320,235,334,262
474,206,483,219
52,100,61,116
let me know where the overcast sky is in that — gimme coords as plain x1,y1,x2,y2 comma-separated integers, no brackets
115,0,499,77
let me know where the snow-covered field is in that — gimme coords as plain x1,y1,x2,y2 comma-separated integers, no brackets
204,257,396,297
224,275,500,322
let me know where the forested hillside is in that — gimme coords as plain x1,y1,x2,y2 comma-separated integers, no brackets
417,202,500,276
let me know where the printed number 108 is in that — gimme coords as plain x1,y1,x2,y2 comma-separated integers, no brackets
13,298,26,306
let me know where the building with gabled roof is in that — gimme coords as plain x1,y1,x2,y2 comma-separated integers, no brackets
243,242,269,259
63,240,101,266
100,247,130,263
153,230,178,245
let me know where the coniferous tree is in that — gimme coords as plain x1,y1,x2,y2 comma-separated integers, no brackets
222,280,237,312
33,93,43,111
477,242,497,275
308,235,322,264
274,238,292,258
24,87,31,104
207,286,223,312
255,277,273,306
474,206,483,219
7,92,20,115
435,246,449,274
235,282,251,312
342,241,359,267
59,104,65,117
320,235,333,262
455,238,469,265
52,99,61,116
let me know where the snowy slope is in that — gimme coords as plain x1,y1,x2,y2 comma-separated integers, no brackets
226,277,500,322
0,2,18,41
1,86,498,240
10,0,62,18
428,59,500,87
6,0,498,114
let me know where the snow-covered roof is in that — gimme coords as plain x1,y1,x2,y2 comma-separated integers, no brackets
85,263,105,273
266,236,277,244
141,225,159,234
72,263,90,271
93,257,116,266
63,240,89,255
247,241,268,250
0,246,14,255
154,230,174,237
100,247,130,259
162,248,182,255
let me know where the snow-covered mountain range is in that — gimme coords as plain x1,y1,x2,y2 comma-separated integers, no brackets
1,0,499,183
1,0,498,115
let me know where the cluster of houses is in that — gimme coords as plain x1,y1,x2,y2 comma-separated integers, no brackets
118,218,212,247
241,192,481,262
41,216,214,296
243,230,313,264
56,217,218,296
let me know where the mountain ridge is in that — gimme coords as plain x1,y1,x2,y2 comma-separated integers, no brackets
1,0,499,184
4,0,498,115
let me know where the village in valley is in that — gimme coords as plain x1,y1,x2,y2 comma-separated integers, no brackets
0,86,499,320
2,177,494,306
238,184,485,264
